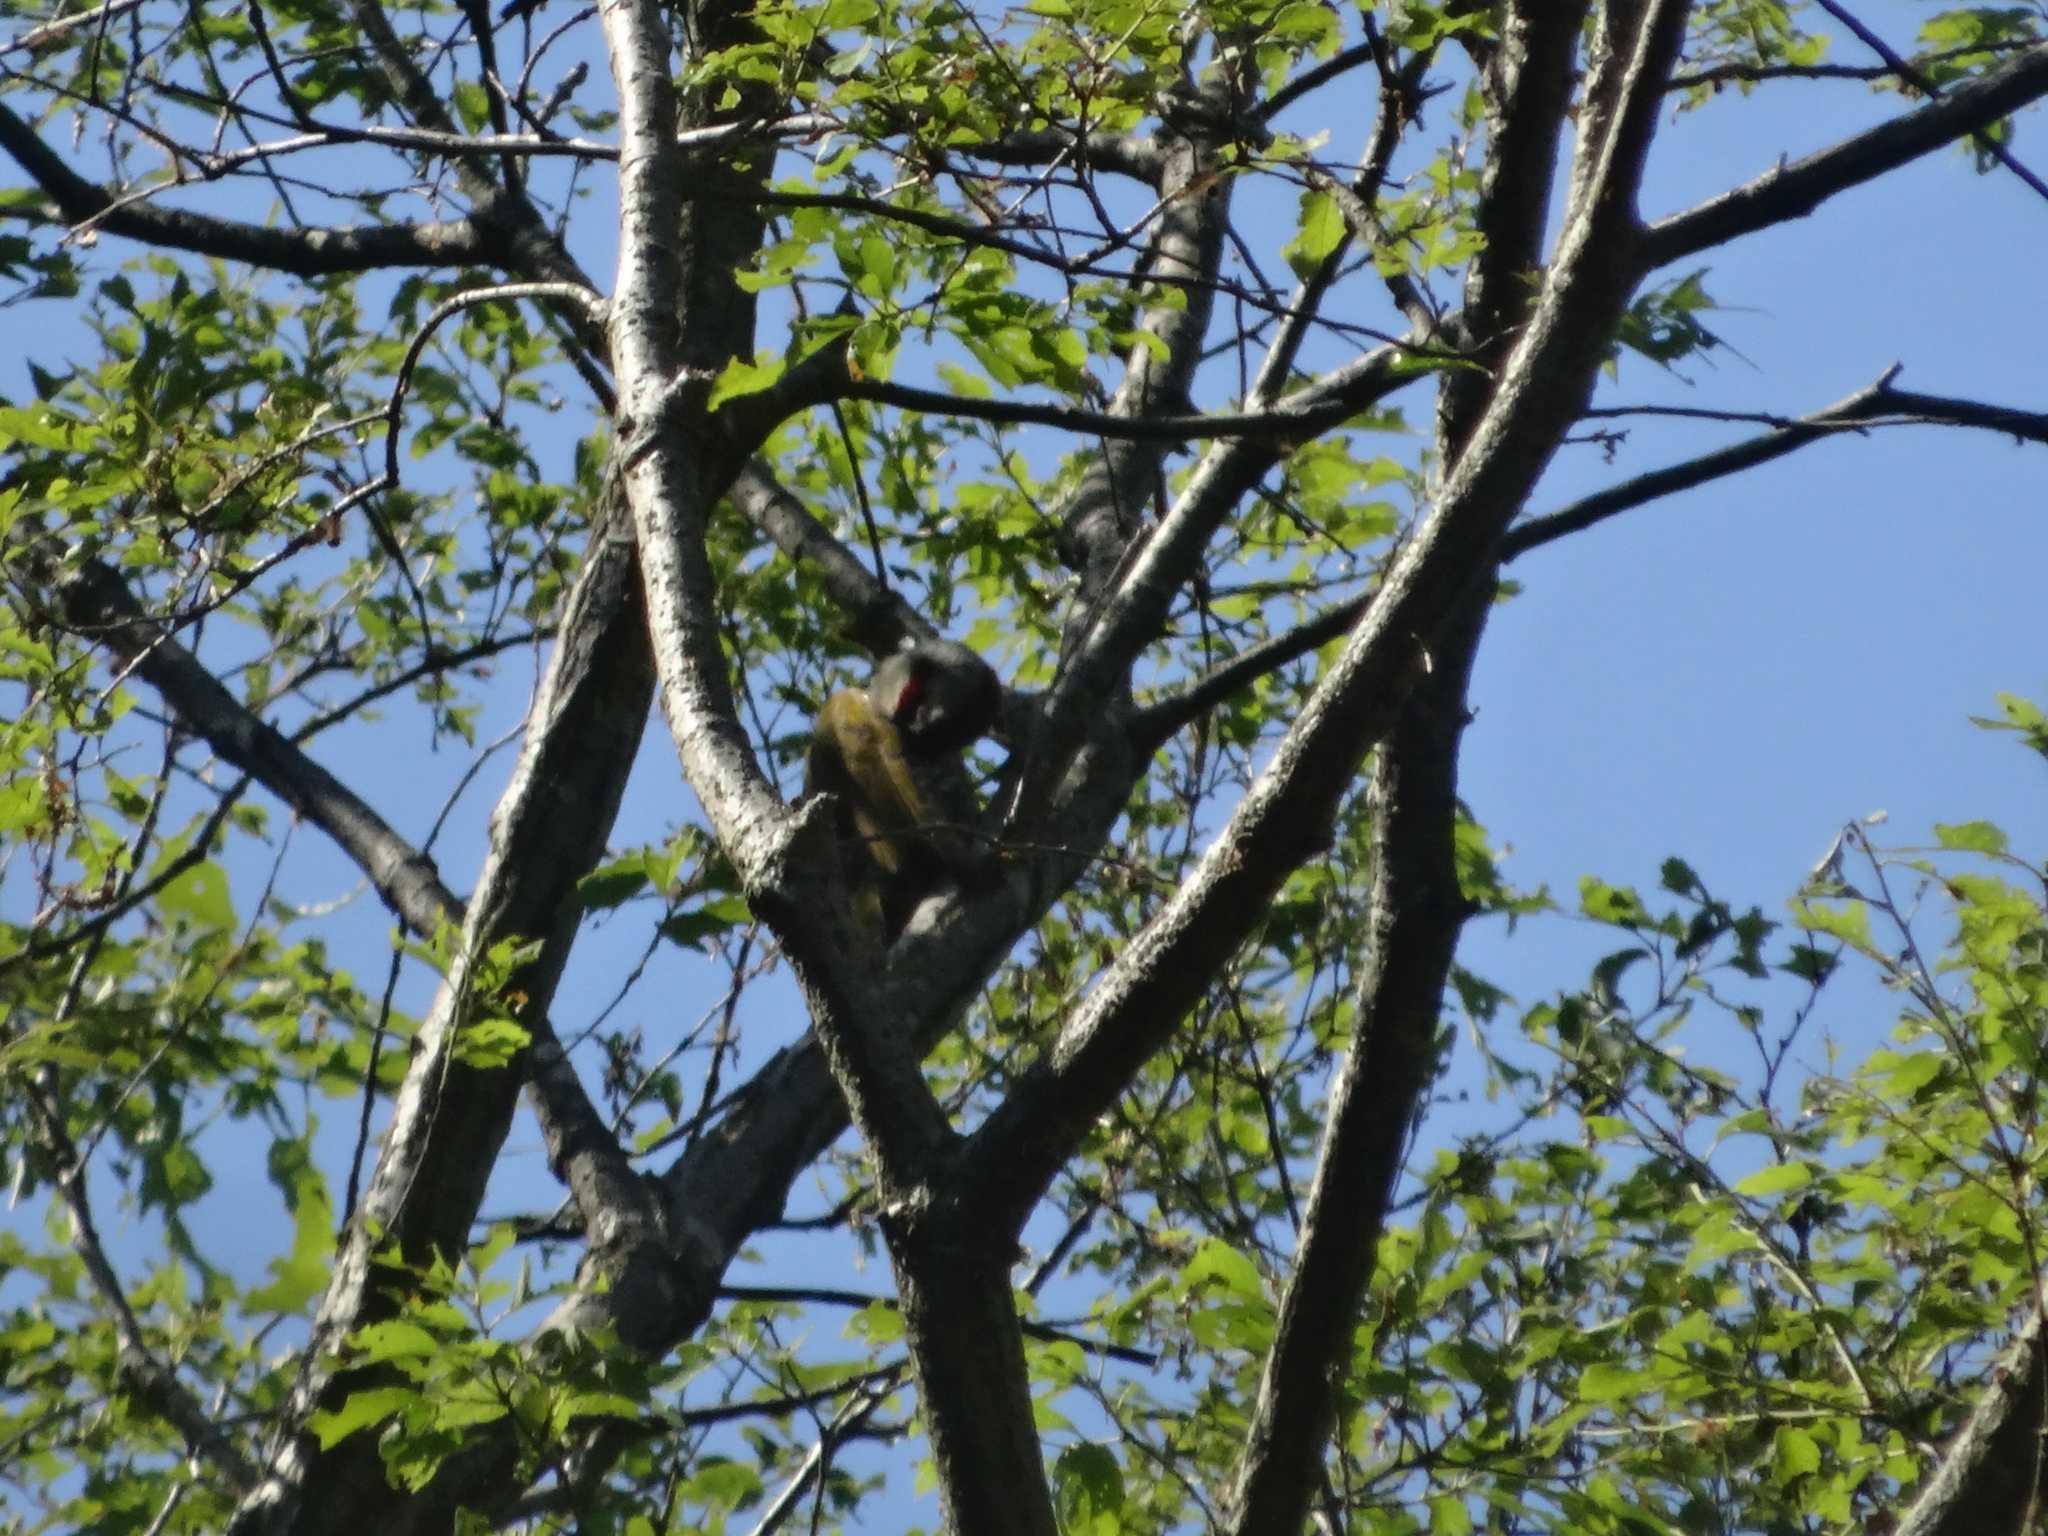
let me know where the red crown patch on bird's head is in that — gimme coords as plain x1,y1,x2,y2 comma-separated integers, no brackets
887,665,927,724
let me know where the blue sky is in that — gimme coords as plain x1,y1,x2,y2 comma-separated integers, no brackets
4,0,2047,1518
1464,34,2048,1016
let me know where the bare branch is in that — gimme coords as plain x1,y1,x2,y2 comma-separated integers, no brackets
0,100,491,274
833,371,1436,442
1225,592,1482,1536
1644,41,2048,271
228,481,655,1534
82,91,824,168
23,547,462,933
1811,0,2048,203
340,0,498,204
381,281,607,487
23,1075,260,1492
1505,367,2048,559
1504,366,1905,556
1257,40,1380,124
955,0,1694,1245
1897,1311,2048,1536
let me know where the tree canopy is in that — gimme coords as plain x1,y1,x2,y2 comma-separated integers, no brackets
4,1,2048,1533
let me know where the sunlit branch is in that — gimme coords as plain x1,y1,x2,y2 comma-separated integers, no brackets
727,461,933,657
1503,367,2048,558
1812,0,2048,203
1644,41,2048,270
1668,38,2039,93
21,1076,260,1491
0,100,490,274
834,369,1424,441
0,0,146,57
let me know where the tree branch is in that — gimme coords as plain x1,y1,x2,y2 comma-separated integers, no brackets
1133,5,1587,761
1224,590,1483,1536
24,1074,261,1492
944,126,1164,182
1643,41,2048,271
953,0,1694,1243
1897,1310,2048,1536
228,478,656,1536
24,547,462,933
9,520,644,1532
1504,367,2048,559
826,362,1438,442
0,100,491,275
1141,364,2048,748
1668,40,2042,93
1257,40,1381,124
726,460,932,655
1250,19,1437,400
1130,590,1369,752
1437,0,1592,460
1811,0,2048,203
883,1209,1058,1536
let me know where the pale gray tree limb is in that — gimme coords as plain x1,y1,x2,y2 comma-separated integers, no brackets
1225,587,1485,1536
954,0,1697,1242
225,474,656,1536
1898,1312,2048,1536
1645,41,2048,269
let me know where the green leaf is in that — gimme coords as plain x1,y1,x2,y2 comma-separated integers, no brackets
1795,898,1873,951
577,859,652,910
1734,1161,1811,1198
156,859,235,933
354,1320,441,1360
245,1178,337,1315
452,1015,531,1069
1428,1494,1475,1536
935,361,993,398
846,1301,904,1345
308,1386,417,1448
857,233,898,296
1580,877,1649,926
450,80,491,132
1685,1210,1762,1269
1577,1363,1648,1403
1972,692,2048,757
1053,1443,1124,1530
1935,820,2008,855
1282,189,1347,277
708,352,788,410
1773,1424,1821,1482
1179,1238,1262,1300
